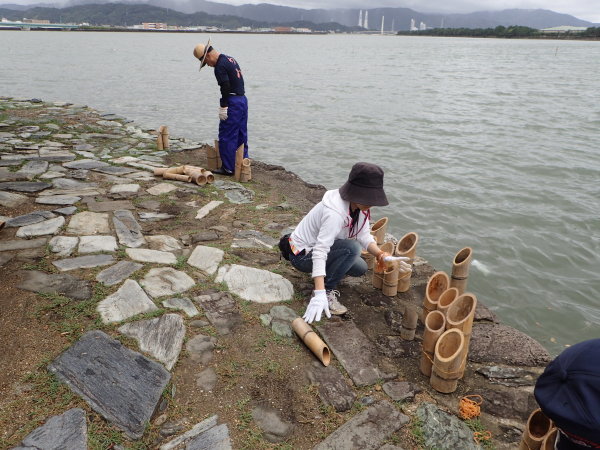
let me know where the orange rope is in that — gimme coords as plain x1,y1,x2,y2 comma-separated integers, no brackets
459,394,483,420
474,431,492,444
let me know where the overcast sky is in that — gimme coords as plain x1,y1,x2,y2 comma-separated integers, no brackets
7,0,600,23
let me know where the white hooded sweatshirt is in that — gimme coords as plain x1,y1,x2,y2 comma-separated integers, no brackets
289,189,375,278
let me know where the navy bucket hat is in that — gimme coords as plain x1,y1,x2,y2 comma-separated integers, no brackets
534,339,600,448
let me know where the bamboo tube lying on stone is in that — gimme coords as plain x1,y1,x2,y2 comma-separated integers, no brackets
292,318,330,366
163,173,191,182
203,170,215,184
370,217,388,245
437,287,459,318
430,328,464,393
382,264,399,297
446,293,477,379
373,242,394,289
419,310,446,377
234,144,244,182
153,167,168,176
189,171,207,185
519,409,554,450
240,158,252,182
422,271,450,321
400,306,418,341
164,166,185,175
450,247,473,295
394,231,419,260
183,165,205,175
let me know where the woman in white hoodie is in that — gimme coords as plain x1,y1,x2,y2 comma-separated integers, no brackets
287,162,410,324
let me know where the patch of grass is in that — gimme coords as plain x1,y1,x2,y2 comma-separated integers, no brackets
410,415,426,448
87,418,124,449
21,257,57,273
173,254,187,270
465,418,495,450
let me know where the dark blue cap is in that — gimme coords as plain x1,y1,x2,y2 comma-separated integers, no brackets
534,339,600,448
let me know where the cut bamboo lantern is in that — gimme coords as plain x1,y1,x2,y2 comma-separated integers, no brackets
372,242,394,289
156,125,166,150
292,318,330,366
189,171,207,185
161,126,169,149
450,247,473,295
240,158,252,182
234,144,244,181
540,428,558,450
519,409,554,450
419,310,446,377
437,287,459,318
370,217,388,245
400,306,418,341
394,232,419,260
397,270,411,293
446,293,477,379
207,146,219,171
382,264,399,297
422,271,450,321
361,251,375,270
203,170,215,184
430,328,465,393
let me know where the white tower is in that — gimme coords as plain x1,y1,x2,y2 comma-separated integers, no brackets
364,11,368,29
381,16,384,34
410,18,416,31
419,21,426,30
358,10,363,28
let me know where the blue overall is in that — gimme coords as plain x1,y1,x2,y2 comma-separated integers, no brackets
214,54,248,173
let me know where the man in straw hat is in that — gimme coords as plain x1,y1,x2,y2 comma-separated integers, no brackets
281,162,411,323
193,38,248,176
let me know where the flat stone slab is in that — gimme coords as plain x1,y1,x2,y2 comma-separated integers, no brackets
0,181,52,192
93,166,137,175
18,270,92,300
160,415,232,450
6,210,56,227
213,180,254,204
66,211,110,235
252,405,294,443
51,178,97,191
0,190,28,207
186,334,217,364
318,321,382,387
382,381,421,402
187,245,224,275
195,292,242,335
470,323,551,367
88,199,135,212
231,230,278,249
97,279,158,323
35,195,81,205
0,237,48,252
415,403,479,450
78,235,118,253
314,401,408,450
16,216,65,237
53,206,77,216
307,361,356,412
96,261,144,286
215,264,293,303
49,236,79,257
48,330,170,440
138,212,174,221
140,268,196,298
113,210,145,248
195,200,223,220
163,297,199,317
109,183,140,198
146,235,182,252
53,254,115,271
126,248,176,264
15,408,87,450
62,158,110,170
15,160,49,178
147,183,178,196
118,314,186,370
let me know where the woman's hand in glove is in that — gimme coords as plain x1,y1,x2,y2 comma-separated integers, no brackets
303,290,330,324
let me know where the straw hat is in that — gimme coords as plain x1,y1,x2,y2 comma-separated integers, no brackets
339,162,388,207
193,38,211,71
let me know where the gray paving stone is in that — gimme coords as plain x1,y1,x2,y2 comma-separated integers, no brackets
382,381,421,402
53,206,77,216
195,368,218,392
97,279,158,324
88,200,135,212
162,297,199,317
35,194,81,205
138,212,174,221
252,405,294,443
118,314,186,370
49,236,79,257
231,230,278,249
416,403,479,450
0,181,52,192
63,158,110,170
51,177,97,190
307,362,356,412
113,210,145,248
6,210,56,227
314,401,408,450
146,235,182,252
53,254,114,271
187,245,224,275
66,211,110,235
16,216,65,237
15,408,87,450
0,237,48,252
140,268,196,298
15,160,49,179
78,235,118,253
96,261,144,287
215,264,293,303
0,190,28,207
160,416,231,450
185,334,217,365
93,166,137,175
48,330,170,440
194,292,242,335
126,248,176,264
18,270,92,300
147,183,178,196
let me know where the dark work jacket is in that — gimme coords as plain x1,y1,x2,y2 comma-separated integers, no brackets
214,54,245,107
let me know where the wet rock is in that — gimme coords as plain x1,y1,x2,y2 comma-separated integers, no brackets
140,267,196,298
382,381,421,402
215,264,293,303
96,261,144,286
126,248,176,264
416,403,480,450
194,292,242,335
187,245,224,275
315,401,408,450
472,384,538,421
15,408,87,450
16,216,65,237
195,367,217,391
6,210,56,227
476,365,539,387
307,362,356,412
252,405,294,443
186,334,217,364
53,254,114,271
162,297,199,317
66,211,110,235
78,235,118,253
113,209,145,248
48,330,170,440
119,314,186,371
97,279,158,323
0,181,52,192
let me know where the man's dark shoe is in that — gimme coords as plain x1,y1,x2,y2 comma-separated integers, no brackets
212,168,233,176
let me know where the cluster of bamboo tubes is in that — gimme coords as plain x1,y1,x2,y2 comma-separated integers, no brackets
370,217,388,245
207,140,223,171
156,125,169,150
519,408,556,450
395,231,418,293
207,141,251,183
153,165,215,185
372,242,395,294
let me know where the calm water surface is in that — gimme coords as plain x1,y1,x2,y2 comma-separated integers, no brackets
2,31,599,355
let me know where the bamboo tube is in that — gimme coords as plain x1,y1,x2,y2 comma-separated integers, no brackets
234,144,244,182
161,126,169,149
419,310,446,377
370,217,388,245
430,328,465,393
240,158,252,182
450,247,473,295
183,165,205,175
292,318,331,366
397,270,411,293
361,251,374,270
422,271,450,321
157,125,165,150
153,167,168,176
189,171,207,185
163,173,191,182
215,140,222,169
446,293,477,378
519,409,554,450
394,232,419,260
437,287,459,318
382,264,399,297
540,428,558,450
400,306,418,341
164,166,185,175
372,242,394,289
206,146,219,171
204,170,215,184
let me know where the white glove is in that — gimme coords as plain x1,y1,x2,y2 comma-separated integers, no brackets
303,290,331,324
219,106,228,121
384,255,412,274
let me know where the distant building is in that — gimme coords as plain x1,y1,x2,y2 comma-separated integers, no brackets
364,11,368,29
141,22,168,30
410,18,418,32
358,10,363,28
540,25,588,34
23,18,50,24
293,27,312,33
274,26,292,32
419,21,426,30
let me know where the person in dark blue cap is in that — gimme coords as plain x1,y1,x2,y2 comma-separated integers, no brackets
534,338,600,449
193,39,248,176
